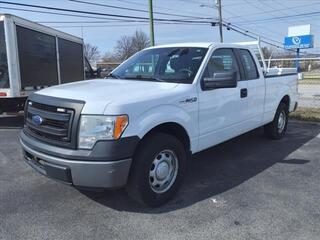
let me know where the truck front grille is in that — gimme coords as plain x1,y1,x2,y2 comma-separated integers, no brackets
23,94,85,149
25,101,74,143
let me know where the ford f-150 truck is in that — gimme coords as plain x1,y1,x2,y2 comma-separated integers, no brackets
20,41,298,206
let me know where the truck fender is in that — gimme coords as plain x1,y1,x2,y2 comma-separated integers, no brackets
276,87,291,111
129,104,197,152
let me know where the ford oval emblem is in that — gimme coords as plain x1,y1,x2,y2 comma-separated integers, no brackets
32,115,43,126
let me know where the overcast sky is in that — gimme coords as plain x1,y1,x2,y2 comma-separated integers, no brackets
1,0,319,55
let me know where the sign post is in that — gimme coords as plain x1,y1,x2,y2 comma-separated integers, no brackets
296,48,300,72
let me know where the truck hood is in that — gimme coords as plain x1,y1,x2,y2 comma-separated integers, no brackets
36,79,179,114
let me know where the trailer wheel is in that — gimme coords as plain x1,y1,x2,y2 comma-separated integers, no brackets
126,132,187,207
264,103,288,140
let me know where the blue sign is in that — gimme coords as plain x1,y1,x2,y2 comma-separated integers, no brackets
284,35,314,49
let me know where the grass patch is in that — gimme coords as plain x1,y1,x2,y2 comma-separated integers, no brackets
290,107,320,122
299,80,320,85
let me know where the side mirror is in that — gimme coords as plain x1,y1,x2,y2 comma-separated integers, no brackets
203,71,237,89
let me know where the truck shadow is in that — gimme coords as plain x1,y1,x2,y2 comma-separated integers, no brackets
81,121,320,213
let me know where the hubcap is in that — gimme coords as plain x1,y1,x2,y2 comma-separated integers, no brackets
278,111,286,133
149,150,178,193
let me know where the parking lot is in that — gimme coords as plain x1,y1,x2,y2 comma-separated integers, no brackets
0,119,319,240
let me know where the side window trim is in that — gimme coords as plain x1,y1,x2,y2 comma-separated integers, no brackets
200,47,241,91
233,48,246,81
238,48,260,80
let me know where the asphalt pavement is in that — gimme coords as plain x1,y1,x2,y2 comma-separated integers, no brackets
0,120,320,240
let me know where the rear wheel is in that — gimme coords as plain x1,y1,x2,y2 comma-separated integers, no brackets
126,132,187,207
264,102,288,139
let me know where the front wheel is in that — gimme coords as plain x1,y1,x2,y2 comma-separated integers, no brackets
126,132,187,207
264,103,289,140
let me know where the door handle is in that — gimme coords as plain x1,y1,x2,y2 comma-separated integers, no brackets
240,88,248,98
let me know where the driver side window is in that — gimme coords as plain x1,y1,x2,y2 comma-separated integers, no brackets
203,48,240,81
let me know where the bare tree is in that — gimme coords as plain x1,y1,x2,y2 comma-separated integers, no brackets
101,51,118,62
84,43,100,62
114,35,134,61
113,30,150,61
132,30,150,52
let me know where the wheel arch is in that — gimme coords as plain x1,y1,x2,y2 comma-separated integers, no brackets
279,94,290,110
138,122,191,154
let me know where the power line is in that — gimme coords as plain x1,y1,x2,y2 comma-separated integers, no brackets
223,2,286,39
0,6,211,23
0,6,147,21
0,1,215,24
1,0,317,54
236,10,320,24
38,21,144,24
244,0,319,29
261,0,320,29
224,21,283,45
113,0,213,18
68,0,212,20
225,24,289,50
224,23,313,55
51,22,209,28
203,2,319,20
202,1,320,36
52,24,150,28
198,0,288,41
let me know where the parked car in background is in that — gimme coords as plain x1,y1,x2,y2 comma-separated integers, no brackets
20,41,298,207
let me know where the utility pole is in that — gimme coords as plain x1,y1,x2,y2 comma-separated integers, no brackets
148,0,155,46
216,0,223,43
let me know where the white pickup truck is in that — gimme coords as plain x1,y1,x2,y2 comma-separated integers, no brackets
20,42,298,206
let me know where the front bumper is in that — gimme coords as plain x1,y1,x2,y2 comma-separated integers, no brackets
20,131,139,189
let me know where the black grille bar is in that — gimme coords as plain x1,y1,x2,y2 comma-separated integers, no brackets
28,105,70,122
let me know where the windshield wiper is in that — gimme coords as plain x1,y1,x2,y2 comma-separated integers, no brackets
124,75,165,82
106,73,120,79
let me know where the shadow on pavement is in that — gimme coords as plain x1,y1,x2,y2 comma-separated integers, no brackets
81,121,320,213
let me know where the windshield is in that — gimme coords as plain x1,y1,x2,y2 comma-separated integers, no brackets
110,47,208,84
0,21,9,88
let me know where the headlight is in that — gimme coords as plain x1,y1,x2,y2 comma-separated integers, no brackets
78,115,128,149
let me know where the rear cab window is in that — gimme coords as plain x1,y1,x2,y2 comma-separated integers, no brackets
0,21,10,88
238,49,259,80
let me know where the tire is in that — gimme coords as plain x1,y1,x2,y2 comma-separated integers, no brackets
264,102,289,140
126,132,187,207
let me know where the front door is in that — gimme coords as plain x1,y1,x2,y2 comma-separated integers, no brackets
197,48,249,151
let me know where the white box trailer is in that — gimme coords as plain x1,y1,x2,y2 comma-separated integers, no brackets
0,14,89,113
